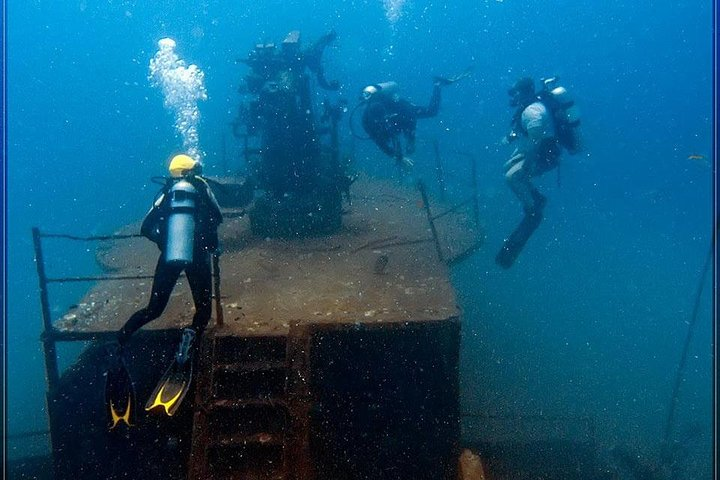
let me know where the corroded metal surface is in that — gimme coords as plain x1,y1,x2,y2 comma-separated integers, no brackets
56,176,467,336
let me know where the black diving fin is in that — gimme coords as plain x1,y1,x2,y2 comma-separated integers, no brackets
145,328,197,417
105,343,137,430
495,210,543,269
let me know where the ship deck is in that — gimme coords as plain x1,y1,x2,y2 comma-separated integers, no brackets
55,176,472,337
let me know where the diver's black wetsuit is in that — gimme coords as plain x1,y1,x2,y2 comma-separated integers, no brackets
362,84,441,160
117,176,222,345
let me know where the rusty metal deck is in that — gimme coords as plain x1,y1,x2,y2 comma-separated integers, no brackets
56,176,469,337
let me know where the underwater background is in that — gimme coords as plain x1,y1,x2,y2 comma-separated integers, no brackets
5,0,714,478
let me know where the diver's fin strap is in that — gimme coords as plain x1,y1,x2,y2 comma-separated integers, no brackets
176,328,196,365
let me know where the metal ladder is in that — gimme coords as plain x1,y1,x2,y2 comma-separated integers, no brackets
188,333,290,480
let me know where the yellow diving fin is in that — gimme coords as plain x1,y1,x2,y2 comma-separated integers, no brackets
145,328,196,417
104,343,136,430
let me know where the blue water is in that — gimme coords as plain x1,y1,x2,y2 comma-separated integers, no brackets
6,0,714,477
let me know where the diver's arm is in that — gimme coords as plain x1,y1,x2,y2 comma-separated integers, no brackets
519,103,549,167
521,126,545,167
140,193,167,245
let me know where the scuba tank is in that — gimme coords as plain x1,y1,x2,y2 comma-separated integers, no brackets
375,81,399,99
541,77,582,154
361,81,399,102
164,179,197,265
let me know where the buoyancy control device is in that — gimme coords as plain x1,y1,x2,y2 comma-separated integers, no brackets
165,179,197,265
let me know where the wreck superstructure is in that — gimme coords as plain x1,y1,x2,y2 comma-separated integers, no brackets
34,171,481,480
23,30,603,480
32,30,484,478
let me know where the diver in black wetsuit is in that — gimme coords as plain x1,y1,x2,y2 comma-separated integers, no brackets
359,68,473,171
117,154,223,347
360,79,443,170
105,153,223,427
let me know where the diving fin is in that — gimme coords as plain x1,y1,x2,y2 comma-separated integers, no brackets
495,210,543,269
104,343,137,430
145,328,197,417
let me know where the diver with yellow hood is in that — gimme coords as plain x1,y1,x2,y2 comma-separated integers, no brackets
105,153,223,428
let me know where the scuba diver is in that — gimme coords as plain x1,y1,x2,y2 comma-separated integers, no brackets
358,67,471,171
105,154,223,428
496,76,581,268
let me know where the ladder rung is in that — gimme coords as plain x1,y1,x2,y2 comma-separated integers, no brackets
211,398,288,410
215,360,287,373
212,432,285,448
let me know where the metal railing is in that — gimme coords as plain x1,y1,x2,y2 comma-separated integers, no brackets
32,228,149,385
31,228,149,476
416,147,484,266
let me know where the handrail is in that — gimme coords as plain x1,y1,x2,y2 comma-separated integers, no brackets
6,430,50,440
46,274,154,283
417,181,444,263
31,228,199,334
431,197,474,221
416,148,483,267
39,233,142,241
32,228,59,391
32,226,178,474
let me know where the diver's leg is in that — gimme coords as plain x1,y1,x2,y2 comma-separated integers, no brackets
505,159,536,214
405,130,416,155
117,256,183,345
415,84,442,119
525,146,559,214
185,251,213,338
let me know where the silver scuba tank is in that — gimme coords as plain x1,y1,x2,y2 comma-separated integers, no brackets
376,81,399,100
545,80,582,154
549,86,581,126
165,179,197,265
